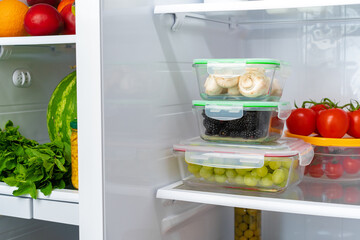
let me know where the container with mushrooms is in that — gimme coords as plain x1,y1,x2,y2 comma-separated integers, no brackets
193,59,286,101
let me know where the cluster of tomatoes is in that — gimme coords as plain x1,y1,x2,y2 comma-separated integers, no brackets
286,98,360,138
305,147,360,180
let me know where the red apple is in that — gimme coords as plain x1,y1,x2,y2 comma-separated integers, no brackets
27,0,60,7
60,4,75,34
24,4,64,36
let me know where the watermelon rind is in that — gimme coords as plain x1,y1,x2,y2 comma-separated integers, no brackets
47,71,77,145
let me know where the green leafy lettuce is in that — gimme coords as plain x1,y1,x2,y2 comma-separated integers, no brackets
0,120,71,199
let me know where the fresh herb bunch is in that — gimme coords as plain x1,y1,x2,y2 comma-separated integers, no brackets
0,120,71,199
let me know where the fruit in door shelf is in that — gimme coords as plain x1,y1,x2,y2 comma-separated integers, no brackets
57,0,74,12
60,3,75,34
0,0,28,37
24,3,64,36
27,0,60,7
47,71,77,146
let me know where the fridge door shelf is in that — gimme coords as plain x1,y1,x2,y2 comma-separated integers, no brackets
154,1,360,31
157,180,360,219
0,182,78,225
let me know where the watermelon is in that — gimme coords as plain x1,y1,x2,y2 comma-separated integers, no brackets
47,71,77,145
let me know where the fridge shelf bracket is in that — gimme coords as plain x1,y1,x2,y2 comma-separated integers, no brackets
171,13,237,31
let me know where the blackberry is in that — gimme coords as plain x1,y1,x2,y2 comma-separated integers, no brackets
219,128,230,136
239,131,254,139
229,131,242,137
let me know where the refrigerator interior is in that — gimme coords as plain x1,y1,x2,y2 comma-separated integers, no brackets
101,1,360,240
0,44,79,239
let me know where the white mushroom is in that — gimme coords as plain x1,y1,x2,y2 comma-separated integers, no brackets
270,78,283,97
204,75,224,95
227,86,240,95
214,75,239,88
238,68,270,98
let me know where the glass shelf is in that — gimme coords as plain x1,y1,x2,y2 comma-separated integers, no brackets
157,179,360,219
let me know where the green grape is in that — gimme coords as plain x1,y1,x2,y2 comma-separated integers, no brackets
215,174,227,183
226,169,237,178
235,175,244,185
281,160,292,169
200,166,214,179
260,173,273,187
264,159,270,166
228,177,237,184
188,164,202,174
269,161,282,170
251,169,259,178
244,173,259,187
214,168,226,175
236,168,251,176
255,166,268,177
277,181,287,188
283,168,289,180
206,175,215,182
193,173,201,178
272,169,286,184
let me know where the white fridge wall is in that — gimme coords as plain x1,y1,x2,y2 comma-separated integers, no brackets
101,0,241,239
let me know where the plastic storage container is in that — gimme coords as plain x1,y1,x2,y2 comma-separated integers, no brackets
70,119,78,189
193,58,287,101
193,100,291,143
285,131,360,181
234,208,261,240
174,137,314,193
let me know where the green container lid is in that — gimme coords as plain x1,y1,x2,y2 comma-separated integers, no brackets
192,100,288,108
193,58,281,66
70,119,77,129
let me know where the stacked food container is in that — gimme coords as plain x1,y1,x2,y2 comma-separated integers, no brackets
173,59,314,192
172,58,314,240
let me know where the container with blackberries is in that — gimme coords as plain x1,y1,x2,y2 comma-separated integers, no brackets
173,137,314,193
193,100,291,143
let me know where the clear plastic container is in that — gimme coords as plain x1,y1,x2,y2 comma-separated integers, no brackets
234,208,261,240
174,137,314,193
193,100,291,143
305,146,360,181
193,58,288,101
285,131,360,181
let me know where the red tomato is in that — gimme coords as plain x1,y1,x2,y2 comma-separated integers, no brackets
324,183,343,200
286,108,316,136
347,110,360,138
311,104,329,134
325,162,343,179
344,187,360,204
343,158,360,174
317,108,349,138
311,104,329,114
308,164,324,178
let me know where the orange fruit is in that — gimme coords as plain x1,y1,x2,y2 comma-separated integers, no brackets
57,0,74,13
0,0,29,37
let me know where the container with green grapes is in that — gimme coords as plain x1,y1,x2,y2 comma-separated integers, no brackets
173,137,314,193
234,208,261,240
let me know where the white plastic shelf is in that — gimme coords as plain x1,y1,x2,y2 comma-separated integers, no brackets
0,182,78,225
154,0,360,14
0,35,76,46
157,180,360,219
